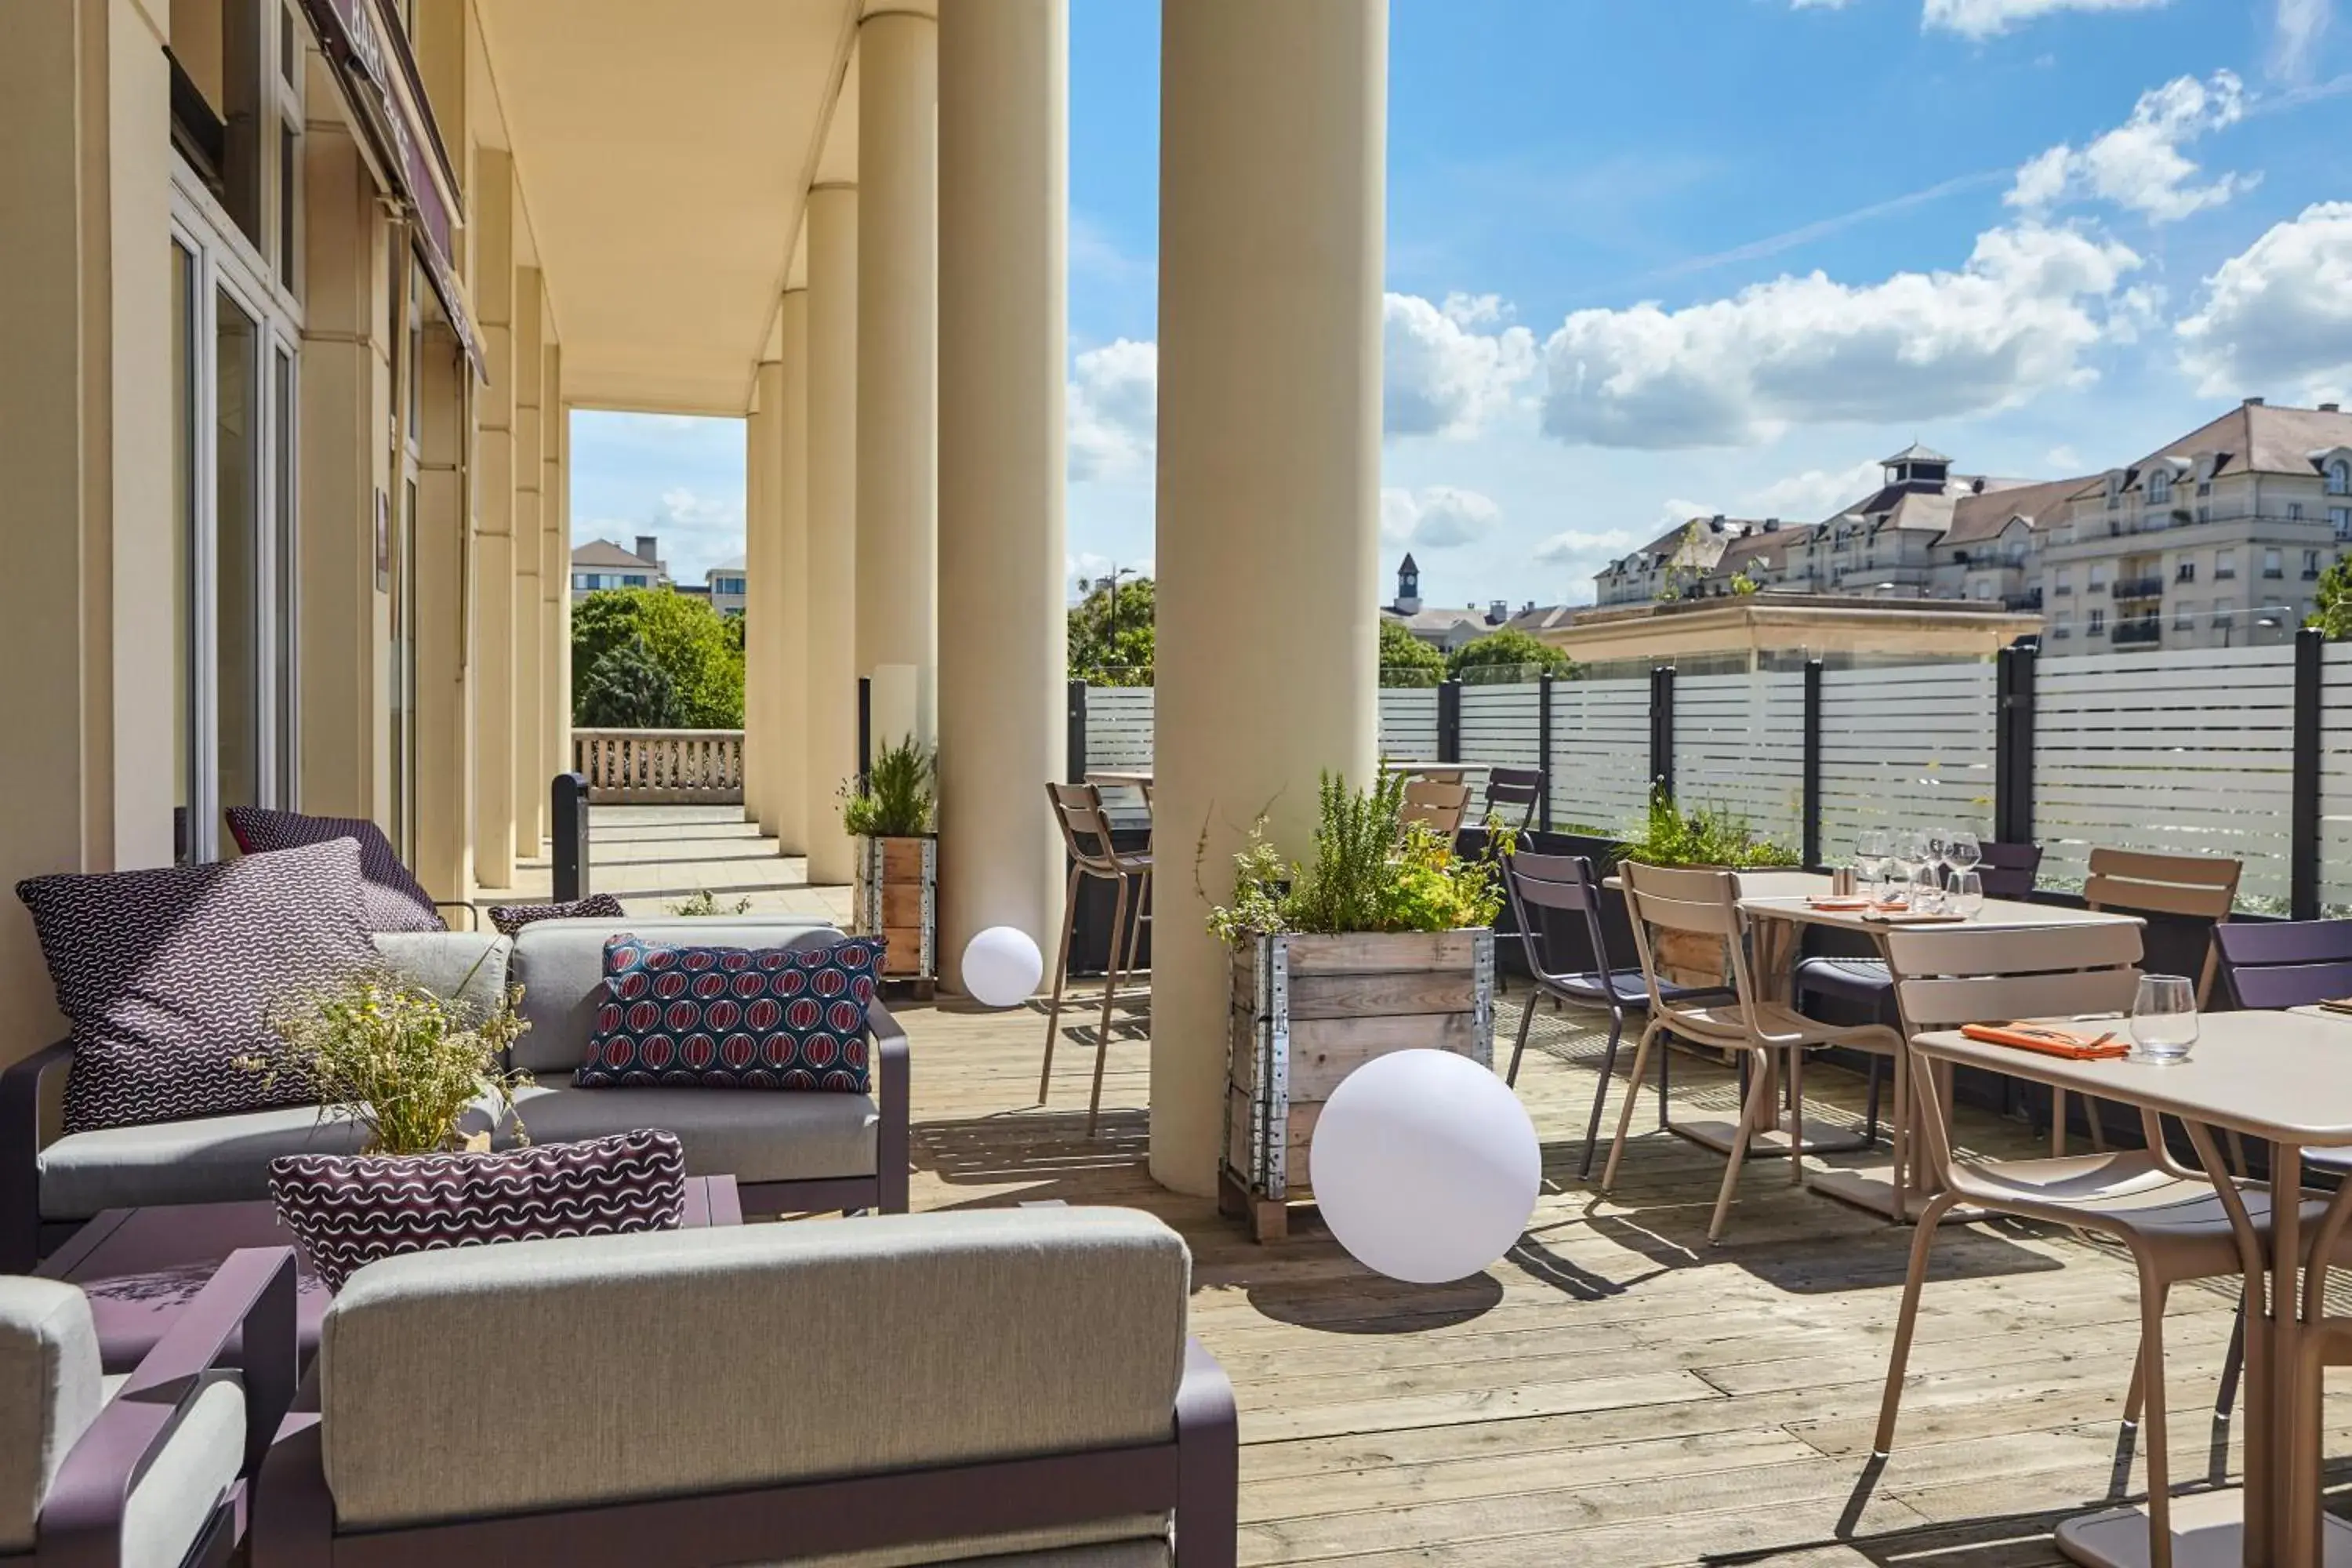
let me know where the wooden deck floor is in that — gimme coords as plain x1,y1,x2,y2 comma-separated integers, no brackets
901,982,2349,1567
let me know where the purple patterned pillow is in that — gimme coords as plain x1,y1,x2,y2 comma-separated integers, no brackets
16,839,378,1134
577,935,884,1093
267,1129,687,1291
225,808,445,933
487,894,626,936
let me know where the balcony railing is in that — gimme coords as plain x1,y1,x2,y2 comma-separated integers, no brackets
572,728,745,804
2112,576,2164,601
2002,590,2044,612
2112,620,2162,646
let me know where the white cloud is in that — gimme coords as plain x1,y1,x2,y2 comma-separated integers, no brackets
1744,459,1887,520
2273,0,2333,82
2005,72,2252,221
1067,339,1158,481
1534,528,1642,568
578,485,746,586
1381,486,1504,550
1384,292,1536,438
1923,0,2169,39
2047,443,2085,467
1655,497,1719,529
1790,0,1853,9
1539,223,2142,449
2176,201,2352,401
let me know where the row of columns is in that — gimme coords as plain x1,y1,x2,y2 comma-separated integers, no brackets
742,0,1386,1196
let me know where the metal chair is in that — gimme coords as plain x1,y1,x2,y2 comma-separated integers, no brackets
1792,840,2044,1145
2216,920,2352,1176
1041,782,1151,1135
1875,920,2303,1568
1502,852,1732,1176
1483,766,1544,833
1600,862,1903,1243
1401,779,1472,839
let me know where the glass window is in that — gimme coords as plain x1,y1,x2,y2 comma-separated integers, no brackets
2305,549,2321,579
2148,470,2171,504
2217,550,2238,579
2291,503,2306,521
2264,548,2284,579
2330,460,2350,496
215,289,261,818
2334,506,2352,540
172,241,198,862
2089,608,2107,635
2089,564,2109,590
273,342,296,801
2176,599,2197,629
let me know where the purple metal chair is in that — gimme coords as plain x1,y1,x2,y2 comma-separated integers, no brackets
1482,766,1544,833
1502,852,1732,1178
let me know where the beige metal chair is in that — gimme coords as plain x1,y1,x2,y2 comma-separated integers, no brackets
1875,921,2300,1568
2052,847,2242,1157
1041,782,1150,1136
1599,862,1904,1243
1401,779,1473,840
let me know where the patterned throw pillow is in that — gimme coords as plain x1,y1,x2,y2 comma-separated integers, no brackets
578,935,884,1093
225,808,445,933
486,894,626,935
16,839,378,1134
268,1129,687,1292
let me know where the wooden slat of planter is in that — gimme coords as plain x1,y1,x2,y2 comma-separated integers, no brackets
881,927,925,974
880,884,925,928
1279,1103,1321,1198
1286,971,1477,1020
1283,1013,1479,1101
1284,931,1482,975
880,838,929,879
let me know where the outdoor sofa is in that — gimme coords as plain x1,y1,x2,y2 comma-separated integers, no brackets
2,919,908,1271
252,1207,1236,1567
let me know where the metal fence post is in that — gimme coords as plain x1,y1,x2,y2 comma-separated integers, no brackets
1537,672,1555,832
1648,665,1676,799
1802,659,1824,871
1067,680,1089,786
1994,641,2038,847
551,773,590,901
1436,681,1462,764
857,677,873,779
2294,626,2325,921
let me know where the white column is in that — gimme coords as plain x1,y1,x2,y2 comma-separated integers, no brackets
855,9,938,750
938,0,1067,990
470,150,518,887
773,289,811,856
511,267,546,856
1150,0,1388,1194
542,345,567,803
745,361,782,832
805,185,860,887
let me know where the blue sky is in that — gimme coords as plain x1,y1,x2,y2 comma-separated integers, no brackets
575,0,2352,606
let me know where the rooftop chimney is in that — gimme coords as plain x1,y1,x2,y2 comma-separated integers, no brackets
634,535,660,564
2244,396,2266,407
2324,403,2343,414
1489,599,1508,624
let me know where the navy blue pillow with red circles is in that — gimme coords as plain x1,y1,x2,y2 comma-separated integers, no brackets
577,935,885,1093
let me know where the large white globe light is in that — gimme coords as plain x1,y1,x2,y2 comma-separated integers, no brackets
960,926,1044,1009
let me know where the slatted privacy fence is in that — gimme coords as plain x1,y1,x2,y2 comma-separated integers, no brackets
1377,688,1441,761
1458,683,1544,818
2323,644,2352,916
1078,685,1156,829
2033,646,2297,909
1547,677,1653,837
1673,671,1806,850
1817,663,1997,866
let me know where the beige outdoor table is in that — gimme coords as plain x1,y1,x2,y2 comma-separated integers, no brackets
1083,768,1154,791
1914,1011,2352,1567
1737,892,2143,1221
1085,763,1494,787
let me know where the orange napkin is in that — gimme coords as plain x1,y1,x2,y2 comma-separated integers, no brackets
1864,909,1968,925
1805,897,1874,911
2318,998,2352,1016
1960,1022,2128,1059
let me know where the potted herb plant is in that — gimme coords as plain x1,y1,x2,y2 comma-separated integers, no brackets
1615,790,1801,983
254,959,532,1156
844,734,938,997
1205,771,1509,1243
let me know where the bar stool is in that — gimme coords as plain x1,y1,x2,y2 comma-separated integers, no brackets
1041,782,1152,1135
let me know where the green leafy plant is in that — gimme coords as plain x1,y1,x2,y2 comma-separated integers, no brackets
1446,627,1577,685
669,887,752,917
571,585,745,728
574,633,689,728
1068,574,1156,686
840,735,936,837
1378,619,1447,688
1203,771,1515,946
252,956,531,1156
1617,789,1800,869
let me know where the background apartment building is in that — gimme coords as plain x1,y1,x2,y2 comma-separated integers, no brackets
570,536,672,599
1588,401,2352,655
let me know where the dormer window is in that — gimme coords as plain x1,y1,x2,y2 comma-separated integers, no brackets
2329,459,2350,497
2147,470,2171,505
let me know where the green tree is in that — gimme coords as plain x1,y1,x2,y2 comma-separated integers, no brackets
2311,557,2352,640
574,634,689,728
1377,618,1446,687
571,586,744,727
1068,574,1156,686
1446,626,1577,685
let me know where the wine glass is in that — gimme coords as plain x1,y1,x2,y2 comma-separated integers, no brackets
1855,828,1891,900
1948,869,1984,919
1908,862,1945,914
1886,833,1922,907
1924,826,1952,887
1945,829,1983,885
2129,975,2199,1064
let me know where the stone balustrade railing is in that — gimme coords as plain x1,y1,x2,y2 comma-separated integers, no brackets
572,728,745,804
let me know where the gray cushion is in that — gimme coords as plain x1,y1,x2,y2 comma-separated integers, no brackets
318,1209,1191,1533
37,1099,501,1221
0,1279,103,1552
508,920,844,1074
370,931,512,1017
502,1084,875,1184
116,1372,242,1568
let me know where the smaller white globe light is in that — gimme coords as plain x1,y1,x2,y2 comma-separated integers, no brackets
961,926,1045,1009
1310,1049,1541,1284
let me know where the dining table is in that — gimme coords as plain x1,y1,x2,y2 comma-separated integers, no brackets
1911,1010,2352,1567
1735,884,2143,1221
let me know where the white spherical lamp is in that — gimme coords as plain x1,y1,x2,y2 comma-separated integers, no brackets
1309,1049,1541,1284
960,926,1044,1010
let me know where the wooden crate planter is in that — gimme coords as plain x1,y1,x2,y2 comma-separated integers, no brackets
853,834,936,998
1219,929,1496,1243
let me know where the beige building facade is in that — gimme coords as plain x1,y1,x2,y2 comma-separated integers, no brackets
3,0,1397,1200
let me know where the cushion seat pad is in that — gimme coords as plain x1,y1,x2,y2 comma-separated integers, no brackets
501,1085,877,1185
